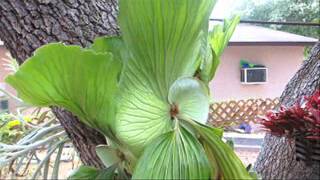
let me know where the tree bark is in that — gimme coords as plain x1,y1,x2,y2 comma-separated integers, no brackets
0,0,119,169
254,43,320,179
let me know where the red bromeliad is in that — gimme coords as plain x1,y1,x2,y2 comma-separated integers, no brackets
260,90,320,140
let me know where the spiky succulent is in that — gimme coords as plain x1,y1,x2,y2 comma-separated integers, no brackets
5,0,253,179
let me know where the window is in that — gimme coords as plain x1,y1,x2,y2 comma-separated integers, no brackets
240,67,268,84
0,99,9,113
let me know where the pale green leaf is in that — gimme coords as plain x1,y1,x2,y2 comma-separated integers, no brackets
199,126,253,179
207,51,221,82
200,15,240,82
202,139,219,179
96,145,121,167
168,78,210,124
116,89,171,155
68,165,119,180
95,164,118,180
116,0,215,155
68,165,99,180
5,43,121,136
90,36,129,63
132,126,211,179
192,120,224,138
210,15,240,57
198,44,214,83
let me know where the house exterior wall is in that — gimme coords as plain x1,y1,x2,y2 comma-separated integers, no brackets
209,45,305,101
0,47,9,82
0,46,17,112
0,45,308,108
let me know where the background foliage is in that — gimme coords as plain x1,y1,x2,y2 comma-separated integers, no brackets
234,0,320,38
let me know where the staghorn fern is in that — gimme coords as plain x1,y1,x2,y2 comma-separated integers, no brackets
5,0,253,179
0,53,77,180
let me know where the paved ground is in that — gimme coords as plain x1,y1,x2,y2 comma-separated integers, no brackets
225,132,264,166
235,148,260,166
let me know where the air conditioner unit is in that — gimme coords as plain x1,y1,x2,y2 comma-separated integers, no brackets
241,67,268,84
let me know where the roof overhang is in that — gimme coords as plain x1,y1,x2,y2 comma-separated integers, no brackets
211,23,320,47
229,41,318,46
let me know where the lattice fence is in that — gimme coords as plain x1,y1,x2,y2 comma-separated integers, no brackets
208,98,280,127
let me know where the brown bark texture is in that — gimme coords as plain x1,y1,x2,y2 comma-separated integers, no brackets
0,0,119,169
254,43,320,180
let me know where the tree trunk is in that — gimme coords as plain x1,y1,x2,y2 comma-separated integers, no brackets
0,0,119,169
254,43,320,179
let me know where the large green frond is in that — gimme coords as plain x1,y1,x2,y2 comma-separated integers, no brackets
210,15,240,57
119,0,215,99
68,165,119,180
132,126,211,179
116,0,215,154
5,43,121,135
198,125,253,179
200,15,240,83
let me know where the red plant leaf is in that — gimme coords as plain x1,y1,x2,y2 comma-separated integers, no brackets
259,90,320,140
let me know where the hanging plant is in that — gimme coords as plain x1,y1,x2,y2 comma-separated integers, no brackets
260,90,320,164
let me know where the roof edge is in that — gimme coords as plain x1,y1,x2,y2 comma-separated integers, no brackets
229,41,319,46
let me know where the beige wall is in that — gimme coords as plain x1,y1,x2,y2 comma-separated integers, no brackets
0,45,307,108
210,46,305,101
0,46,18,112
0,47,9,82
0,46,11,94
